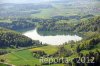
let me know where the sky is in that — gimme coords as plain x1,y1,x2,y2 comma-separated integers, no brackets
0,0,54,4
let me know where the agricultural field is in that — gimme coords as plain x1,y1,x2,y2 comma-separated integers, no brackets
0,45,60,66
0,19,12,23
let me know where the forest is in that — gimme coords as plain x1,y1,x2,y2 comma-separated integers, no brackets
0,28,42,48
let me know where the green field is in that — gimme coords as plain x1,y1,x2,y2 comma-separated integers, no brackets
0,19,12,23
0,45,59,66
0,63,7,66
0,49,40,66
31,5,81,19
31,1,100,19
31,45,58,54
0,41,100,66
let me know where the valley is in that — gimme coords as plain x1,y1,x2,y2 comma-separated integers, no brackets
0,0,100,66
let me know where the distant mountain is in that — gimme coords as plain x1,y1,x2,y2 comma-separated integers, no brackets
52,0,100,3
0,0,52,4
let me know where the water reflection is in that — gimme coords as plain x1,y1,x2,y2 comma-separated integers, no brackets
23,29,82,45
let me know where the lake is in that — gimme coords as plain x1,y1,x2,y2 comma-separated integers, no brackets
23,29,82,45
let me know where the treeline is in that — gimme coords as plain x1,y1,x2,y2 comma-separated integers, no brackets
37,16,100,32
74,16,100,32
51,14,94,20
0,50,9,55
0,28,42,48
0,15,95,32
0,20,35,30
37,21,72,31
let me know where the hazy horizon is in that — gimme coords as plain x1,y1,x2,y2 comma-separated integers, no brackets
0,0,55,4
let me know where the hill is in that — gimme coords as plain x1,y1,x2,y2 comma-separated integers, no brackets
0,28,41,48
74,16,100,32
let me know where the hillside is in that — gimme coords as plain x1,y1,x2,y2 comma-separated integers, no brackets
0,28,41,48
37,16,100,32
0,0,99,18
74,16,100,32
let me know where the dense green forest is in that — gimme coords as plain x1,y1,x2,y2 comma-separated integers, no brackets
0,28,41,48
37,16,100,32
0,20,35,30
74,16,100,32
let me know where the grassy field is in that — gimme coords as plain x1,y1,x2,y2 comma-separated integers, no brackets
30,4,82,19
0,63,7,66
0,45,75,66
30,45,58,54
0,43,99,66
0,49,40,66
0,45,59,66
30,1,100,19
0,19,12,23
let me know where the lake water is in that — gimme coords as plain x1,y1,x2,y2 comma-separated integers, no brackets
23,29,82,45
